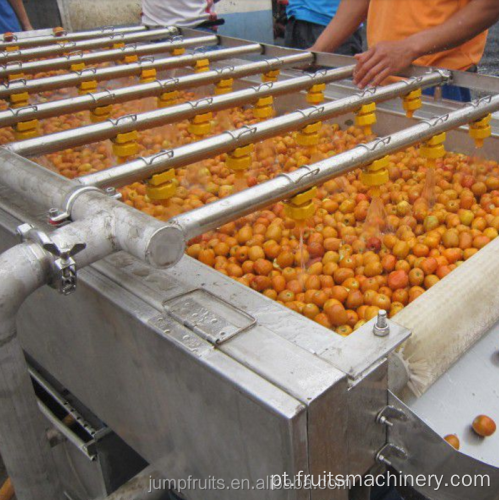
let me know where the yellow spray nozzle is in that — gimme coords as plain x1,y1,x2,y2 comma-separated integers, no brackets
70,62,86,72
361,155,390,187
295,121,322,147
253,96,274,120
112,42,125,50
90,104,113,123
112,130,139,159
355,102,377,136
123,54,139,64
146,169,177,201
469,114,492,148
226,144,254,171
420,132,446,164
158,90,180,108
188,112,213,137
193,59,210,73
262,69,280,83
8,91,30,108
140,68,157,83
402,88,422,118
171,47,186,56
306,83,326,104
214,78,234,95
78,79,98,95
13,119,39,140
283,186,318,221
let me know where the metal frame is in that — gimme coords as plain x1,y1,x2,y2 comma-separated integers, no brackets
0,27,498,500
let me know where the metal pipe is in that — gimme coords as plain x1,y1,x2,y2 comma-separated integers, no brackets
0,44,265,99
0,35,218,78
0,53,314,128
0,27,180,64
0,209,141,499
9,64,350,156
161,95,498,265
0,241,64,500
77,71,448,189
0,148,177,268
0,26,147,50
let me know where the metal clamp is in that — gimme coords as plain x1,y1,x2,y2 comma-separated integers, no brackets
376,443,408,468
48,185,121,225
17,223,86,295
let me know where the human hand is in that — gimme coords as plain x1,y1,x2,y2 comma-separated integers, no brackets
353,40,418,89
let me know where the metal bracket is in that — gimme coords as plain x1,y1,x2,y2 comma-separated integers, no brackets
17,223,86,295
376,443,408,468
376,405,408,428
48,185,121,225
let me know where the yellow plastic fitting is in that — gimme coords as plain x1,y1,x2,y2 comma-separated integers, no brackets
193,59,210,73
215,78,234,95
262,69,280,83
171,47,186,56
78,80,98,95
113,42,125,50
469,114,491,148
283,186,318,221
361,155,390,188
13,119,39,140
226,144,254,171
123,54,139,64
8,92,29,108
295,121,322,147
70,62,86,72
112,130,139,160
90,105,113,123
146,169,177,201
306,83,326,105
253,96,274,120
420,132,446,166
158,90,179,108
5,45,19,52
188,112,213,137
402,88,422,118
53,27,65,37
140,68,157,83
355,102,377,136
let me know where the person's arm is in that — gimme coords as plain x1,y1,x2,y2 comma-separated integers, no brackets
354,0,499,88
310,0,369,53
7,0,33,31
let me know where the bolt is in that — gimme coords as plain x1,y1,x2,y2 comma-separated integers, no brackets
373,310,390,337
48,207,59,217
105,187,116,196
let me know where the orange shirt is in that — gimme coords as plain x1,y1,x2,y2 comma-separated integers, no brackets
367,0,488,70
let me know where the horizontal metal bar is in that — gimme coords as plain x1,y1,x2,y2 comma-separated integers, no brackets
0,44,264,99
0,35,218,78
0,26,147,50
166,94,499,250
77,70,448,189
8,62,342,156
0,27,180,64
0,53,315,128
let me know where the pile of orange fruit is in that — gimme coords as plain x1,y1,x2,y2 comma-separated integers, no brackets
0,85,497,336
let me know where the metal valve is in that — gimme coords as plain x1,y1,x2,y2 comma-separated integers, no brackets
17,223,86,295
